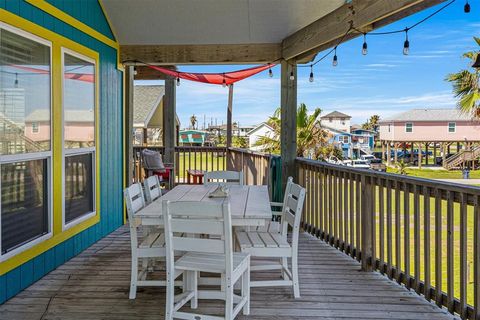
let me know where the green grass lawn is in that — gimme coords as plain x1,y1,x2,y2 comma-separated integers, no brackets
387,167,480,179
176,153,225,180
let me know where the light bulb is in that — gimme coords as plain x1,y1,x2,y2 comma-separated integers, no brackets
14,73,18,88
309,72,314,83
465,1,470,13
222,74,227,87
362,35,368,55
403,40,410,55
176,77,180,86
268,68,273,78
403,30,410,55
289,71,294,81
332,54,338,67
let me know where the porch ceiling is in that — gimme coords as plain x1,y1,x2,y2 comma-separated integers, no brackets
101,0,345,45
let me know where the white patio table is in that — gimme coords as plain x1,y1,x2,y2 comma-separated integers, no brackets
135,184,272,227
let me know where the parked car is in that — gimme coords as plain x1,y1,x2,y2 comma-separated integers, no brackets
326,156,342,165
360,154,376,162
345,160,370,169
369,158,387,172
435,153,455,165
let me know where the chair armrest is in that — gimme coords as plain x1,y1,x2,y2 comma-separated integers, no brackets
270,201,283,207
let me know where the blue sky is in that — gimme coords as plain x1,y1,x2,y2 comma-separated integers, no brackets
136,1,479,128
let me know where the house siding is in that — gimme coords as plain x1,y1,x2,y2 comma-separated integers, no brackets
0,0,123,303
380,121,480,141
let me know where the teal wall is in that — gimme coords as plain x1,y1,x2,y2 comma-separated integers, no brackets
0,0,124,303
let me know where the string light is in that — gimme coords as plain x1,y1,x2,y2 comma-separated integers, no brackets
268,67,273,78
403,29,410,55
332,47,338,66
289,70,295,81
362,34,368,55
176,77,180,86
14,73,18,88
222,73,226,87
464,0,470,13
309,65,314,82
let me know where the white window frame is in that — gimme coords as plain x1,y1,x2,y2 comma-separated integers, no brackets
61,48,97,231
448,122,456,133
405,122,413,133
0,22,53,261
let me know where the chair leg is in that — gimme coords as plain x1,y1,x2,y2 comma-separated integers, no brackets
281,257,288,280
165,270,175,320
190,271,198,309
129,255,138,299
225,276,234,320
292,254,300,298
242,267,250,315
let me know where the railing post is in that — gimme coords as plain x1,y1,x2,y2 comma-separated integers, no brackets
361,175,374,272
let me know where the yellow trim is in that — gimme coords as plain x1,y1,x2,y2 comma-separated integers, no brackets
0,10,102,275
24,0,124,70
26,0,118,49
98,0,118,43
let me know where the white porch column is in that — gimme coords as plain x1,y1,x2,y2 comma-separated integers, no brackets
281,60,297,188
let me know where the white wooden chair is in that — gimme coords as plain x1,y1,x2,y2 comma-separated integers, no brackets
163,200,250,320
204,170,244,186
124,183,167,299
143,175,162,204
235,180,305,298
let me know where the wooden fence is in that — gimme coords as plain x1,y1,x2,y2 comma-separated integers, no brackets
228,148,272,186
296,157,480,320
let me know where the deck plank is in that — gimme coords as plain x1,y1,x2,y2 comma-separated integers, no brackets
0,226,458,320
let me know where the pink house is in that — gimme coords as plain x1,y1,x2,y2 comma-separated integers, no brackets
379,109,480,142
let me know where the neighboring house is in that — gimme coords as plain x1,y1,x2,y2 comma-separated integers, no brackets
327,127,375,159
379,109,480,142
206,123,254,137
133,85,180,146
351,128,376,149
25,109,94,148
247,122,275,151
179,129,207,146
320,111,351,132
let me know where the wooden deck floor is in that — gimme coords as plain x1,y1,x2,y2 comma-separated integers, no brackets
1,226,457,320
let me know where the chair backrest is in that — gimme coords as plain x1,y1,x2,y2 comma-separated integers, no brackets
144,175,161,203
280,181,306,246
124,183,146,249
204,170,244,186
162,200,233,275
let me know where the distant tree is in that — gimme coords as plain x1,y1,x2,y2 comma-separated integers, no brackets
190,114,197,129
446,37,480,118
362,115,380,131
254,103,334,159
232,136,248,148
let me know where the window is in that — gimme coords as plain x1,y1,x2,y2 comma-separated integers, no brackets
405,122,413,133
32,122,39,133
340,135,349,144
62,50,96,228
0,24,52,257
448,122,456,133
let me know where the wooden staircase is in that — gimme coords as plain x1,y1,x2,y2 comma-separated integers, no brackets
443,146,480,170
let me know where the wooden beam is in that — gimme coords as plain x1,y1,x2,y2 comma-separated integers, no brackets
124,66,134,186
133,65,176,80
282,0,446,61
121,43,281,65
163,77,176,168
281,60,297,189
226,84,234,148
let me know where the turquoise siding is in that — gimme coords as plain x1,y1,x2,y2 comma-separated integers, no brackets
45,0,115,41
0,0,124,303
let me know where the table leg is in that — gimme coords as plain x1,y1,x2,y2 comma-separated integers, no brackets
187,172,191,184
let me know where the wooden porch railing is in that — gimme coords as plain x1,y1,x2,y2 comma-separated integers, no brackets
296,157,480,320
227,147,273,186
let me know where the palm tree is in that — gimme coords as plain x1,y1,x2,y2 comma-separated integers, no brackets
190,114,197,129
362,115,380,131
254,103,332,159
446,37,480,118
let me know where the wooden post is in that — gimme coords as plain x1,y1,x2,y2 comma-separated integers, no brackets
418,143,422,169
143,128,148,146
386,142,391,166
442,143,447,168
226,84,233,148
394,143,398,164
163,77,176,166
361,175,374,272
381,142,385,160
281,59,297,189
125,66,134,186
433,143,437,165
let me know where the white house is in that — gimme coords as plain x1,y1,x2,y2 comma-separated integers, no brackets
247,122,275,151
320,111,351,132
